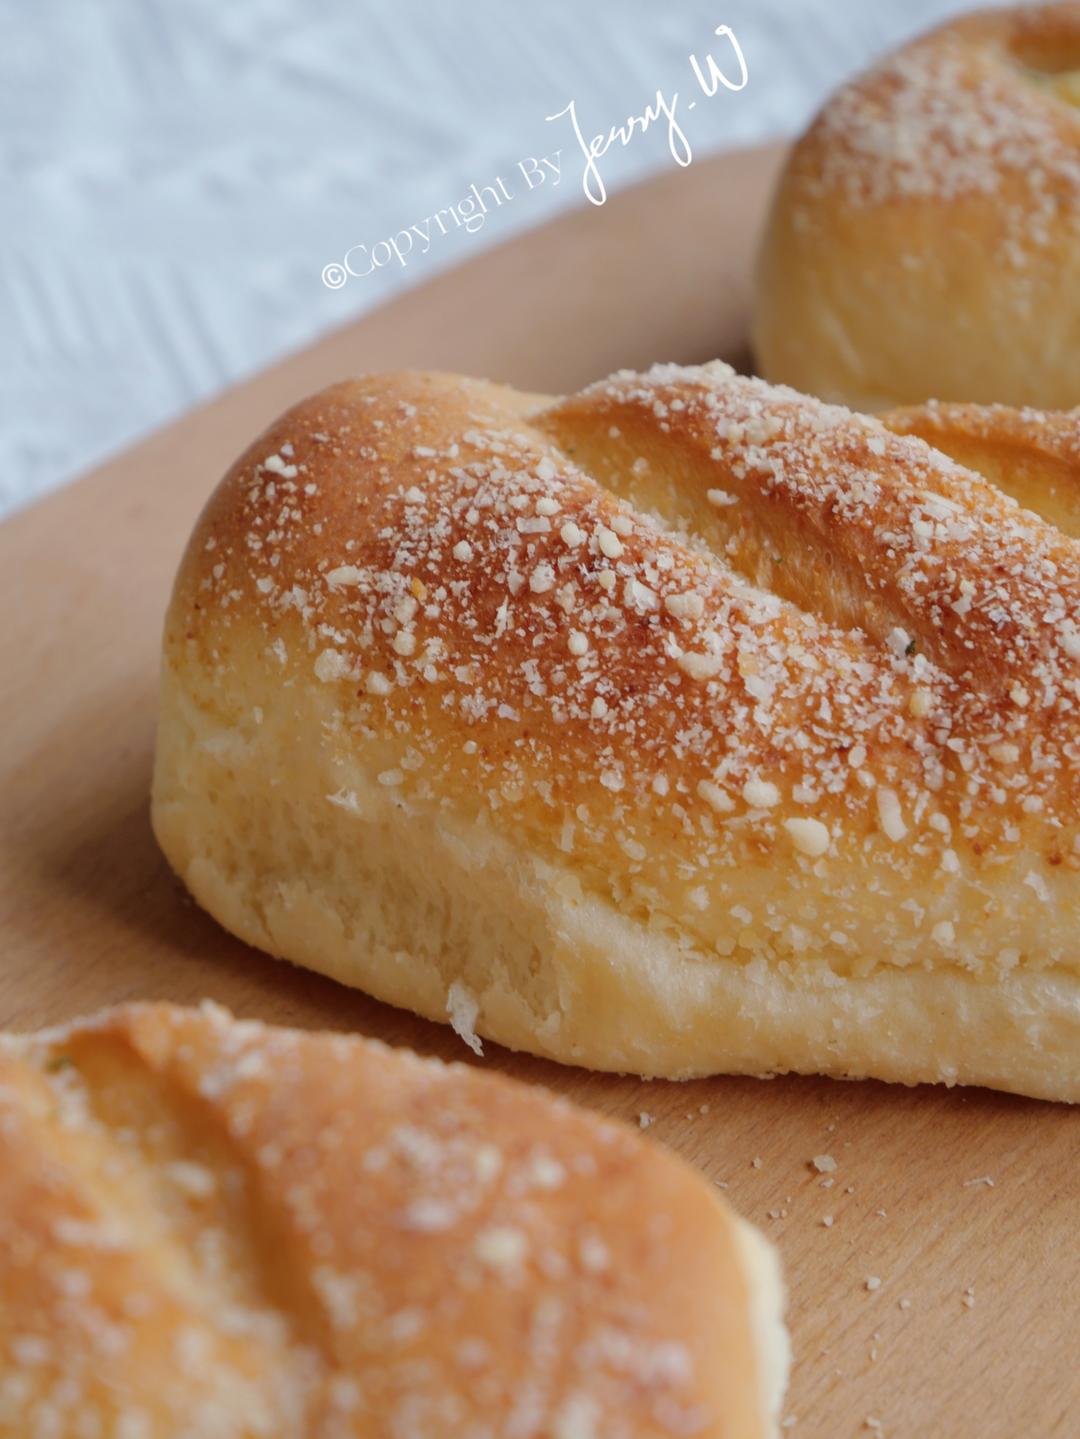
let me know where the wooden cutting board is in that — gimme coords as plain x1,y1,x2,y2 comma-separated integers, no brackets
1,142,1076,1437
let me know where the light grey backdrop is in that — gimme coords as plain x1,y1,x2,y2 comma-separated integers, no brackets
2,0,1003,514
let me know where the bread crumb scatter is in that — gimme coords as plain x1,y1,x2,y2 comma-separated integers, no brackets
552,1393,600,1439
314,649,349,683
261,452,297,479
743,778,781,809
865,1276,882,1292
698,779,734,815
876,788,907,843
707,487,739,507
473,1224,528,1274
446,981,484,1057
908,686,932,719
326,564,364,588
784,816,830,857
676,650,724,681
811,1155,838,1174
578,1235,610,1272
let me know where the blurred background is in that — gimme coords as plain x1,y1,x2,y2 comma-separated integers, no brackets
2,0,1002,515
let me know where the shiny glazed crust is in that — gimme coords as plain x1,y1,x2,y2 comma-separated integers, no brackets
0,1002,788,1438
152,364,1080,1100
753,3,1080,410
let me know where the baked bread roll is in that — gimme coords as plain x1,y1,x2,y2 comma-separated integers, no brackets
0,1002,787,1437
753,3,1080,411
152,363,1080,1102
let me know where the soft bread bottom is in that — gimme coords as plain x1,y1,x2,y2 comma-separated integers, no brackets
152,671,1080,1103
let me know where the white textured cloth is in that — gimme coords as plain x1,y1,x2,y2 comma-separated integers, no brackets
1,0,994,514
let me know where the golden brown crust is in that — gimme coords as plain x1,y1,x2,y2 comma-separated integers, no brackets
169,364,1080,889
883,400,1080,537
152,365,1080,1099
0,1002,785,1438
753,3,1080,410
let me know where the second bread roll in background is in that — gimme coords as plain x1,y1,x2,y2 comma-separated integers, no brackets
753,2,1080,411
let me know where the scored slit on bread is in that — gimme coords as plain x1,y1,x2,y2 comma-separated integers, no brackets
882,399,1080,539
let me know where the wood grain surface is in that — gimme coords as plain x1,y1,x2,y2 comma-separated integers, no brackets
1,142,1076,1438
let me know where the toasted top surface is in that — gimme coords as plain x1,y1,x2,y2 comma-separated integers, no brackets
753,5,1080,413
0,1002,770,1437
167,365,1080,977
790,3,1080,215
